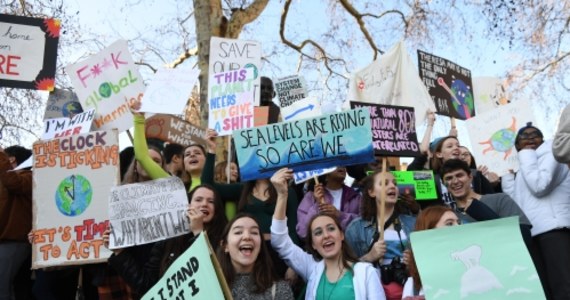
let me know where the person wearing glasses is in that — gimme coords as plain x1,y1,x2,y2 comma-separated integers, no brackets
501,122,570,300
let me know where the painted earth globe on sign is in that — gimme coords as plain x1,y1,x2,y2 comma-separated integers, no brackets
62,101,83,117
55,174,93,216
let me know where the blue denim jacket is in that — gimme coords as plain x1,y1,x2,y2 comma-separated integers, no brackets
345,214,416,259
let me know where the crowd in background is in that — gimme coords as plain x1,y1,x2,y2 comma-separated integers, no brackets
1,78,569,300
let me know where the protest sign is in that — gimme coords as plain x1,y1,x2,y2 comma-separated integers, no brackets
108,177,190,249
351,101,420,157
392,170,436,200
275,75,308,107
411,217,545,300
417,50,475,120
145,114,207,147
44,88,84,120
253,106,269,127
473,77,510,115
465,99,536,176
0,14,59,90
140,67,200,115
347,41,435,126
66,40,145,132
233,108,374,181
142,233,229,300
294,167,336,184
208,37,261,136
42,109,95,140
281,96,321,121
32,130,119,268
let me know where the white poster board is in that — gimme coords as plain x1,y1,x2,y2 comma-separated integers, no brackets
32,130,119,268
66,40,145,132
108,176,190,249
465,99,536,176
140,67,200,115
42,109,95,140
208,37,261,136
347,41,435,126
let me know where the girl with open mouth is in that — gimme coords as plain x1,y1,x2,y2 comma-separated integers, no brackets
270,168,384,299
345,170,417,300
217,214,294,299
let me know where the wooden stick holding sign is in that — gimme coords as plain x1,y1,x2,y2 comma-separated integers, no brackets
378,157,387,240
126,129,134,145
227,138,232,184
313,176,324,205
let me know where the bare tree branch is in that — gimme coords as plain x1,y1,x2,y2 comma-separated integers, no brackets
280,0,348,79
168,47,199,68
226,0,269,38
337,0,383,59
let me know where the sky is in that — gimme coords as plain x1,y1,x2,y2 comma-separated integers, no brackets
62,0,563,153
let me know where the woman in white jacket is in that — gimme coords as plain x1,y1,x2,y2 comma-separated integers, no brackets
270,168,385,300
502,122,570,300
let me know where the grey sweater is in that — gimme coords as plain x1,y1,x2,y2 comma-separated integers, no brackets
231,273,294,300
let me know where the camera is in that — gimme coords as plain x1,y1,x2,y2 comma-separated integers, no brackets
380,257,408,286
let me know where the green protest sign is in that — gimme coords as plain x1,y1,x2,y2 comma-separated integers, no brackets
142,233,227,300
392,170,436,200
410,217,545,300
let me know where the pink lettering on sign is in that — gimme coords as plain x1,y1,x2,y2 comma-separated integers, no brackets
76,51,128,88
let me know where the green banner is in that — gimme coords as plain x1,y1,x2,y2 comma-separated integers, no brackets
142,234,225,300
410,217,545,300
392,170,436,200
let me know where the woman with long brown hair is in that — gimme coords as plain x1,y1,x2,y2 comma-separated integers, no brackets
217,213,293,299
104,184,228,295
270,168,384,299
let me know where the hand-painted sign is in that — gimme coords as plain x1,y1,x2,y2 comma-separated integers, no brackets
32,130,119,268
233,108,374,181
140,67,200,115
145,114,207,147
0,14,60,90
66,40,145,132
44,88,84,120
417,50,475,120
351,101,420,157
347,41,435,126
473,77,510,115
392,170,436,200
42,109,95,140
411,217,545,300
208,37,261,136
465,99,536,176
108,177,190,249
142,233,228,300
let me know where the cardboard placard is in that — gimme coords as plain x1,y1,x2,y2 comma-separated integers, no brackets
108,177,190,249
392,170,436,200
145,114,207,147
351,101,421,157
32,130,119,268
66,40,145,132
0,14,60,90
233,108,374,181
417,50,475,120
208,37,261,136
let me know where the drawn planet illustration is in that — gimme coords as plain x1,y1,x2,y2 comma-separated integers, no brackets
479,117,517,160
62,101,83,117
55,174,93,216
